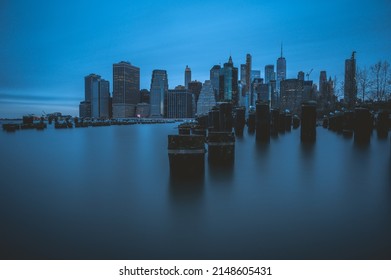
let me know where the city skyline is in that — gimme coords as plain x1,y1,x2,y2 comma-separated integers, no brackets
1,0,390,118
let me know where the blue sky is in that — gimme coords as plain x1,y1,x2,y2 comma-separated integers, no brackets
0,0,390,117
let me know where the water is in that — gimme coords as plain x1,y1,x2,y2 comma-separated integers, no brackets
1,124,390,259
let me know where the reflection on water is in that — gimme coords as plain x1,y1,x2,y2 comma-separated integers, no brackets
0,124,390,259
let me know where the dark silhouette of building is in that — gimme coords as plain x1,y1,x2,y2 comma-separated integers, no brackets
185,65,191,89
167,88,193,118
210,65,221,101
219,56,238,105
344,51,357,108
188,80,202,115
112,61,140,118
276,43,287,95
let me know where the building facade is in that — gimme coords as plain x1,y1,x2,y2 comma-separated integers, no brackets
265,65,275,84
167,88,193,118
150,70,169,118
210,65,221,100
112,61,140,118
197,80,216,115
80,74,110,119
280,78,304,113
219,56,238,105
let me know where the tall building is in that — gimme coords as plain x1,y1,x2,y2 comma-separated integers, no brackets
240,64,246,85
249,70,261,106
188,80,202,115
185,65,191,89
280,79,304,113
197,80,216,115
150,70,168,118
319,71,327,96
344,52,357,108
245,54,252,97
219,56,238,105
210,65,221,99
276,44,287,93
265,65,275,84
98,79,110,118
167,88,193,118
112,61,140,118
81,74,110,119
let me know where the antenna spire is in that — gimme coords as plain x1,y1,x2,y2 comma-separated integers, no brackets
281,42,283,58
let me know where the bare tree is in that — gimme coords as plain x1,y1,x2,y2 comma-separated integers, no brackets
333,76,344,101
370,60,390,101
356,66,371,102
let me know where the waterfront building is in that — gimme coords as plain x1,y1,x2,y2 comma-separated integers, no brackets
167,88,193,118
185,65,191,89
197,80,216,115
79,101,91,118
135,103,150,118
219,56,239,105
81,74,110,119
150,70,169,118
112,61,140,118
344,52,357,108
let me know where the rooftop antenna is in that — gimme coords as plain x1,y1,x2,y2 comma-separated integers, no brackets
280,42,283,58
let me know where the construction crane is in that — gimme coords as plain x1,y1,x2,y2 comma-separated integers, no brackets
306,69,313,81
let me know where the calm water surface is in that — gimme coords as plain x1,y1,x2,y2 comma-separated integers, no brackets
1,123,390,259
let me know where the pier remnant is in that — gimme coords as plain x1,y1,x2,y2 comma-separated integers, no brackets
301,101,317,142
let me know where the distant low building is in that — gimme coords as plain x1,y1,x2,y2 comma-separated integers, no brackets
136,103,150,118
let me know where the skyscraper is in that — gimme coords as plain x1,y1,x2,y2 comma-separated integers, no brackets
219,56,238,105
210,65,221,99
250,70,261,106
185,65,191,89
112,61,140,118
82,74,110,119
276,44,287,93
150,70,168,118
344,52,357,108
245,54,252,97
188,80,202,115
265,65,275,84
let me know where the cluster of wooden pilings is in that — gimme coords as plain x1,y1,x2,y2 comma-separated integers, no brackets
168,102,238,177
323,108,390,143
